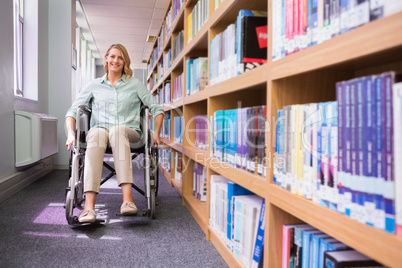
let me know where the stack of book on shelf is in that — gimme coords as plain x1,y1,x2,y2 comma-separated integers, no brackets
162,112,171,140
157,25,164,53
174,152,183,180
165,6,172,37
163,50,172,74
172,0,184,23
173,115,183,144
210,9,267,85
282,223,384,268
211,106,267,177
163,81,171,105
192,162,207,201
213,0,224,11
159,146,171,173
173,30,184,61
157,57,164,80
172,72,184,102
186,57,208,96
210,175,265,268
271,0,402,60
274,70,402,235
187,0,209,44
149,118,155,133
194,115,208,150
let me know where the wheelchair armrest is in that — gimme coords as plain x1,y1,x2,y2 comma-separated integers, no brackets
79,105,92,114
75,105,92,148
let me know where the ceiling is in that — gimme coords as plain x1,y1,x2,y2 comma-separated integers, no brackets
78,0,170,70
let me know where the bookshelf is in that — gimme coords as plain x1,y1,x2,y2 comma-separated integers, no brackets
147,0,402,267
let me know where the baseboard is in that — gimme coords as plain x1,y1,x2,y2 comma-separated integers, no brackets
0,158,54,203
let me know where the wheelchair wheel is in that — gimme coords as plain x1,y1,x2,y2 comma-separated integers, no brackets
149,145,157,219
65,187,73,220
150,188,156,219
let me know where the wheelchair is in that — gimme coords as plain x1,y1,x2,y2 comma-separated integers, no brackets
65,105,159,225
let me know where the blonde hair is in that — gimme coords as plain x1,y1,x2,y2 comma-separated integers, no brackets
104,44,133,79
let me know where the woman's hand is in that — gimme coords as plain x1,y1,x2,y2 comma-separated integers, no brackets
66,132,75,151
153,131,161,147
65,116,76,151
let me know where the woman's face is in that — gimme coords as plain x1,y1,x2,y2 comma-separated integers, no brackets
105,48,124,74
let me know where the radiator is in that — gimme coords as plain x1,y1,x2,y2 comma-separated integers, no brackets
15,111,58,167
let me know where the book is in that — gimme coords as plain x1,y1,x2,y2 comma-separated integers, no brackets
237,11,268,74
394,82,402,236
227,182,254,250
251,199,265,268
294,224,315,268
324,250,385,268
282,224,311,268
210,175,229,230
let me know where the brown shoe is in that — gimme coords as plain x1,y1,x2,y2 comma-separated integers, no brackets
120,202,138,215
78,209,96,223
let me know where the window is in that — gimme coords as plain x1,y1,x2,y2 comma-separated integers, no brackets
13,0,23,97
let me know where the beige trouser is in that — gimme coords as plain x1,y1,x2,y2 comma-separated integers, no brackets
83,125,141,193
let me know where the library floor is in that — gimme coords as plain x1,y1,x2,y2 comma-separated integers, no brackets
0,158,227,268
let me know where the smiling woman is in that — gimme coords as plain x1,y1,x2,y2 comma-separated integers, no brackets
65,43,165,223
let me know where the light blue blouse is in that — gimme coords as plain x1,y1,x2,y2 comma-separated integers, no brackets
65,74,164,133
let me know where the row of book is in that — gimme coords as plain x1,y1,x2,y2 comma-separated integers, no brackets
210,175,265,268
194,115,208,150
171,0,185,26
214,0,224,11
186,57,208,96
282,223,384,268
172,72,184,102
272,0,402,60
210,10,267,86
273,71,402,235
147,72,157,92
187,0,209,44
211,106,267,177
162,112,171,140
173,116,183,144
163,49,172,76
174,152,183,180
157,57,164,81
155,81,171,106
172,30,184,61
159,146,171,173
192,162,207,201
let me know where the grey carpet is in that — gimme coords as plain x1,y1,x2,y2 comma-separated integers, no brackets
0,158,227,268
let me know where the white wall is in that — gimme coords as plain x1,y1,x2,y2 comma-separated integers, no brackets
48,0,74,169
0,0,16,178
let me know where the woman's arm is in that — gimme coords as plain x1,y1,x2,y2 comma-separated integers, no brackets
65,116,76,151
153,113,164,146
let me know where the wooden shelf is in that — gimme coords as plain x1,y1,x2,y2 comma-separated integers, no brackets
171,178,182,196
159,164,172,186
149,1,402,267
183,64,268,105
208,158,266,198
270,12,402,80
183,193,208,234
207,227,245,268
183,146,208,166
268,184,402,268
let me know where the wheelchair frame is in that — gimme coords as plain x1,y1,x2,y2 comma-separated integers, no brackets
65,105,159,225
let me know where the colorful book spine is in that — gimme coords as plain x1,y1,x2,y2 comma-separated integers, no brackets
393,82,402,236
382,71,395,233
373,74,385,231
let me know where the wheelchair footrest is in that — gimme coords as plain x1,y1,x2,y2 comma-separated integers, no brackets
67,216,105,226
115,213,137,217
